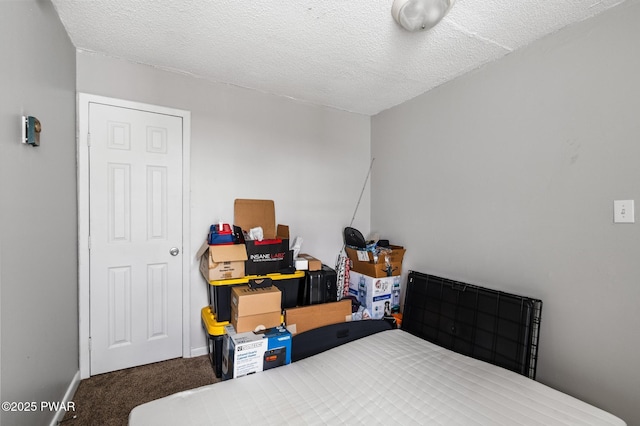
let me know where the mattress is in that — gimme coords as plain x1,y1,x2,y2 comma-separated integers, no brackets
129,330,624,425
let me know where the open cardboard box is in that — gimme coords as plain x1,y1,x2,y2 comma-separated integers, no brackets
345,245,406,278
197,240,248,281
234,199,292,275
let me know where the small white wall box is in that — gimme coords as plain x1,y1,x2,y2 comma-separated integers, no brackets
614,200,635,223
22,115,41,146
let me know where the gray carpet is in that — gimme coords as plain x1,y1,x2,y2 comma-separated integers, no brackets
60,355,220,426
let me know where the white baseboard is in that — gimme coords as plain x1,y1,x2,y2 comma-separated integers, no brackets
190,346,208,357
49,370,80,426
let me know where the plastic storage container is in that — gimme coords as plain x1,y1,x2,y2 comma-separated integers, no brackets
208,223,235,245
201,305,287,378
208,270,305,322
201,306,229,378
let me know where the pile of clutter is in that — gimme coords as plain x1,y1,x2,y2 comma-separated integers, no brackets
338,227,406,321
198,199,406,381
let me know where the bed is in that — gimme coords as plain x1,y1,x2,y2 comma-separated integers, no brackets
129,271,625,425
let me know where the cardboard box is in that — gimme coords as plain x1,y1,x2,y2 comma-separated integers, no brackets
294,257,308,270
285,299,352,335
197,240,248,281
231,285,282,316
231,307,282,333
222,325,292,380
234,199,291,275
345,245,406,278
297,253,322,271
348,271,401,319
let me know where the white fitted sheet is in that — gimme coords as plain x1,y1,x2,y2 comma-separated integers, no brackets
129,329,625,425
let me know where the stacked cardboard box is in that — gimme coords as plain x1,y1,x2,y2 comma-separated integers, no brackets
234,199,291,275
348,271,402,319
230,285,282,333
197,241,248,281
345,245,405,278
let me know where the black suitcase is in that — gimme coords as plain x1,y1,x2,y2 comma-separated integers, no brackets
322,265,337,303
299,265,338,305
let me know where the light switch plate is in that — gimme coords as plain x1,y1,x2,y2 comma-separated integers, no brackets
614,200,634,223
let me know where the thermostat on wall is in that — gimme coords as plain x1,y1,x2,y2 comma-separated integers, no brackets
22,115,41,146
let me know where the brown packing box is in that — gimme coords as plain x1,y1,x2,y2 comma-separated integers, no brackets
234,199,291,275
234,199,285,240
196,241,248,281
298,253,322,271
231,285,282,317
345,245,406,278
284,299,352,335
231,306,282,333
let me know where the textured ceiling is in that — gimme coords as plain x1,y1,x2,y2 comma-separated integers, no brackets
52,0,626,115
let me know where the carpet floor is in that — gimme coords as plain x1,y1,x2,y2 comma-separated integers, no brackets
60,355,220,426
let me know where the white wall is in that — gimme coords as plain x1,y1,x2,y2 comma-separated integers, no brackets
0,1,78,425
76,52,371,353
371,1,640,424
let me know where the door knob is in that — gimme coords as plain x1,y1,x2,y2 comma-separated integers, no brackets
169,247,180,256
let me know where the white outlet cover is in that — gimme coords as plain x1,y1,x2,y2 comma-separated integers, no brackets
614,200,634,223
21,116,26,144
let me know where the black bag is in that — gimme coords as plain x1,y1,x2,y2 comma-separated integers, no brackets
344,227,366,248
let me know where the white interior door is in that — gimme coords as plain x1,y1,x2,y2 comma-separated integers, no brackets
88,102,183,375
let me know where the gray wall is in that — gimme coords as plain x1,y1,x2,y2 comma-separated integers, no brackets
371,1,640,424
0,1,78,425
75,52,371,353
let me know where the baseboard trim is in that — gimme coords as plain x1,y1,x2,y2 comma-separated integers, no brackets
49,370,80,426
190,346,208,357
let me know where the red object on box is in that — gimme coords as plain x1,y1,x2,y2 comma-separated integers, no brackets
213,223,232,234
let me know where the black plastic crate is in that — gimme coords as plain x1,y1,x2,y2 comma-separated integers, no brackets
402,271,542,379
201,307,227,378
273,277,302,309
208,284,240,323
208,271,305,322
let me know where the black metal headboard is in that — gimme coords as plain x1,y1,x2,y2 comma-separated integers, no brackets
402,271,542,379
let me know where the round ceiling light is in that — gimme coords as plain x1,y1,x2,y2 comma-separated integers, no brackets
391,0,456,32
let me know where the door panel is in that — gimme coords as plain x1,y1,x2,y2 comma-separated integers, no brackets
89,103,183,375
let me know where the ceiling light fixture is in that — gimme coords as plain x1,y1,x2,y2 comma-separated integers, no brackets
391,0,455,32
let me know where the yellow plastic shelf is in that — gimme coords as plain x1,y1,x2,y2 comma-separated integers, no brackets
201,306,229,336
201,306,285,336
208,270,305,286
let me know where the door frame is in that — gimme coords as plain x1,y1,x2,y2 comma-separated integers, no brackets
77,93,191,379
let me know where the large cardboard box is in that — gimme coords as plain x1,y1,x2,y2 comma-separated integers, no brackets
345,245,405,278
231,307,282,333
234,199,292,275
230,285,281,316
348,271,401,319
197,241,248,281
285,299,352,335
222,325,292,380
